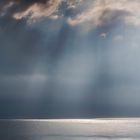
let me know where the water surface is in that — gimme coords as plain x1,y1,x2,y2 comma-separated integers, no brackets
1,119,140,140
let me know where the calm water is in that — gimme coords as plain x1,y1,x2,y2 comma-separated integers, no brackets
1,119,140,140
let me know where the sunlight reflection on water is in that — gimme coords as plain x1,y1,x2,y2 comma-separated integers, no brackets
1,119,140,140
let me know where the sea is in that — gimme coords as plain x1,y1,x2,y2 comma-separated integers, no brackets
1,119,140,140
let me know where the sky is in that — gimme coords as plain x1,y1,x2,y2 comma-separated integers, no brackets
0,0,140,118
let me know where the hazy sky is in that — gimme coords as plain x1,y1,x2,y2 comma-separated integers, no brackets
1,0,140,118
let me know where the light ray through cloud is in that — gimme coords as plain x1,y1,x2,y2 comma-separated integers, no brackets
0,0,140,118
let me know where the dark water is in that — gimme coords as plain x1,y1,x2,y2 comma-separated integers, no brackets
1,119,140,140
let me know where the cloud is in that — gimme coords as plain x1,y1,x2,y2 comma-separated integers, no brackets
0,0,61,20
13,0,61,20
0,0,81,21
0,0,140,27
67,0,140,27
100,32,108,38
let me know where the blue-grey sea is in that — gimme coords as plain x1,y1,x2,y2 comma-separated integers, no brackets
1,119,140,140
